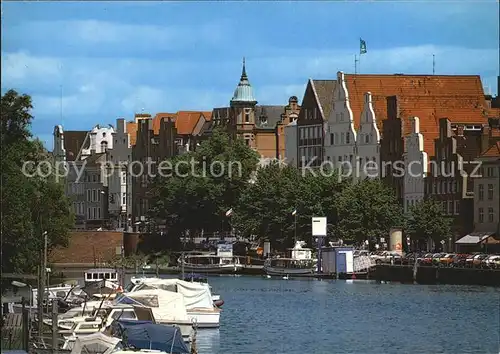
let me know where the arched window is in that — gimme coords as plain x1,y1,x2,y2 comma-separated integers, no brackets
101,141,108,152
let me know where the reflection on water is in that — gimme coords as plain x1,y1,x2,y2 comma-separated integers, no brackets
195,329,220,353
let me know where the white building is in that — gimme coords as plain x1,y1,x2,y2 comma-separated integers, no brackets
79,124,115,159
403,117,428,212
108,118,133,230
284,120,297,167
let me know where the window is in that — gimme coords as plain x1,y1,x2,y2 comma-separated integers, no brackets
487,167,494,177
341,133,345,144
122,173,127,184
437,182,441,194
442,201,447,213
87,208,92,219
452,180,458,193
87,190,91,202
122,194,126,205
92,189,97,202
448,200,453,215
488,207,494,222
330,133,334,145
93,208,97,220
365,134,370,144
478,184,484,200
479,207,484,223
244,138,250,146
433,182,437,194
487,184,493,200
346,132,350,144
455,201,460,215
98,207,101,219
245,111,250,123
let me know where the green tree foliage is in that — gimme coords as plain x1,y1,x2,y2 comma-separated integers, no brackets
405,199,452,249
1,89,74,278
150,127,259,244
335,178,404,246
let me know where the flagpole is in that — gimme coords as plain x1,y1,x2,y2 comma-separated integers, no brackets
294,212,297,244
354,54,358,75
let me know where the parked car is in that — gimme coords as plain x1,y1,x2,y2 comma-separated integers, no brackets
472,254,489,267
439,253,455,266
417,253,434,265
402,252,423,265
431,253,447,266
483,255,500,269
451,254,469,267
370,251,403,265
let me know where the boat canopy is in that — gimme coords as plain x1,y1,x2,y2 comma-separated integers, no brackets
132,278,213,309
114,289,189,322
112,320,189,354
69,332,122,354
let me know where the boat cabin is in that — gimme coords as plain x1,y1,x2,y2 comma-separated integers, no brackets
288,241,313,260
85,268,118,283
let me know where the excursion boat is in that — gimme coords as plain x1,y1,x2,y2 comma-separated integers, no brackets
178,243,244,274
182,274,224,307
264,241,316,277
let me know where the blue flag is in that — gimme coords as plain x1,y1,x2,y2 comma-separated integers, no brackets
360,38,367,55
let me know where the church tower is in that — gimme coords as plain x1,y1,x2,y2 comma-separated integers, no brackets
230,58,258,147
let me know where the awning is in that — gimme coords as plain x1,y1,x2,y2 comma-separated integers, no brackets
455,232,495,245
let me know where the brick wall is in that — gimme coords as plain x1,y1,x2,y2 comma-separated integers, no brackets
50,231,123,264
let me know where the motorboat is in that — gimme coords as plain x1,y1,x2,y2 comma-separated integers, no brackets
114,289,196,338
264,241,316,277
127,279,220,328
177,242,244,274
182,274,223,307
130,275,223,308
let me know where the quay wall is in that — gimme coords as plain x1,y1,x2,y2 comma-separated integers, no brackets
374,265,500,286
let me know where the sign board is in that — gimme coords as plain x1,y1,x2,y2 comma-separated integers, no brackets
311,217,327,236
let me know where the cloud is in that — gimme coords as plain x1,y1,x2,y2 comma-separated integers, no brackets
1,51,62,84
6,20,231,55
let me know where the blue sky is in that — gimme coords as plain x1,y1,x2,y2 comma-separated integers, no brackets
2,1,498,150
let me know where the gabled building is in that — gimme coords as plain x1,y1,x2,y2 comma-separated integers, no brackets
208,59,300,159
296,79,336,168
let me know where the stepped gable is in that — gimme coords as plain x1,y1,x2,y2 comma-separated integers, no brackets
343,74,487,156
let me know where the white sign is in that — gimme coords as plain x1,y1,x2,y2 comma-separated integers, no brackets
311,217,327,236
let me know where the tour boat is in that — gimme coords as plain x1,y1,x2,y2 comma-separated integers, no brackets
264,241,316,277
177,242,244,274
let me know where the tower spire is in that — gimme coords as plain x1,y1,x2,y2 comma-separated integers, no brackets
241,57,247,80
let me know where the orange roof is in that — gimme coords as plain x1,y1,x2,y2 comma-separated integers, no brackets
175,111,205,135
126,121,138,146
202,111,213,121
343,74,488,157
153,112,177,134
487,108,500,118
480,141,500,158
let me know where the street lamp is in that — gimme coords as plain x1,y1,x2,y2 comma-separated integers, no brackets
12,281,32,320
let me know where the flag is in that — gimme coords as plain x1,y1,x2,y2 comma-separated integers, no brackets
225,208,233,217
360,38,367,55
291,209,297,216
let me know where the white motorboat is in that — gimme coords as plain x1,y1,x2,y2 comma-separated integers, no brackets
114,289,196,338
127,279,220,328
264,241,316,277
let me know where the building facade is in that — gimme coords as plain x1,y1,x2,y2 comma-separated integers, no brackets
210,59,300,159
473,141,500,236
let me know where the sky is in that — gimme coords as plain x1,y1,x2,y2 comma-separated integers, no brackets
1,1,499,150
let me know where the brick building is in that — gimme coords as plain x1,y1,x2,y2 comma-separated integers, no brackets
208,59,300,159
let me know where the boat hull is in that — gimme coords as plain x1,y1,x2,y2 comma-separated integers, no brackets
264,266,315,277
180,264,244,274
187,310,220,328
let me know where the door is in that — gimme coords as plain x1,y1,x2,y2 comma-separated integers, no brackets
337,252,347,274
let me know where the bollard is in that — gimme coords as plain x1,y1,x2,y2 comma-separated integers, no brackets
52,300,58,354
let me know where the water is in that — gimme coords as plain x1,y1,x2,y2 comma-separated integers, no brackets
191,276,500,354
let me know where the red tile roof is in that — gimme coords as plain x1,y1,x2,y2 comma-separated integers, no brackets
480,141,500,158
343,74,488,157
175,111,204,135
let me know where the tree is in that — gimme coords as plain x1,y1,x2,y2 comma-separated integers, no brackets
335,178,404,247
405,199,452,250
150,127,259,245
1,90,74,281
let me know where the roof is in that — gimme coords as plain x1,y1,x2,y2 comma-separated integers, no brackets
202,111,213,121
81,152,106,165
153,112,177,133
455,232,495,244
231,59,257,104
126,122,138,146
487,108,500,118
480,141,500,158
255,105,285,130
311,80,337,120
63,131,89,161
175,111,204,135
342,73,488,157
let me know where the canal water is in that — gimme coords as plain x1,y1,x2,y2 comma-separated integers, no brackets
187,275,499,354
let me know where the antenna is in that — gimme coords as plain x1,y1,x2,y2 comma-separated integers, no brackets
60,84,63,121
432,54,435,75
354,54,359,74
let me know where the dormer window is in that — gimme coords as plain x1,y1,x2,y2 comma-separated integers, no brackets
260,116,267,125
